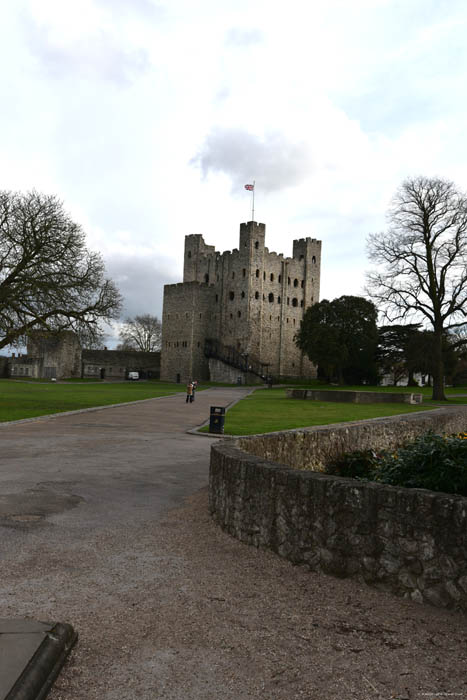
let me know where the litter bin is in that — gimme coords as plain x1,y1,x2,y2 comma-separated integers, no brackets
209,406,225,434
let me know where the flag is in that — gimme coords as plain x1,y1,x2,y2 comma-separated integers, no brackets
244,183,254,191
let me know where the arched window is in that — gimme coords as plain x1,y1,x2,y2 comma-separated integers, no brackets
238,310,241,318
255,291,259,299
263,271,266,280
241,291,245,298
255,241,259,249
256,269,260,278
312,256,316,264
204,274,209,284
268,293,274,303
270,273,274,281
287,277,291,285
299,254,304,261
301,280,304,288
294,279,298,287
229,291,235,300
300,300,304,307
292,298,298,307
278,275,282,283
243,268,246,277
277,296,281,303
187,251,192,258
215,294,218,302
232,271,235,279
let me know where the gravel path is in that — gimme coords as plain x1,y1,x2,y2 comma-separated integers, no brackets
0,389,465,699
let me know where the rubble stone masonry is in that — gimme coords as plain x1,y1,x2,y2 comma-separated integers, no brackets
161,221,322,382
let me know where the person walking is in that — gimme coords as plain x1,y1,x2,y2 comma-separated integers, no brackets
186,381,193,404
191,379,198,402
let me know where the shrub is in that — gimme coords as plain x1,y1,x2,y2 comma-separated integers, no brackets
375,431,467,496
328,431,467,496
326,449,381,480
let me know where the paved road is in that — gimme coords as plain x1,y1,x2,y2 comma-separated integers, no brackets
0,387,247,532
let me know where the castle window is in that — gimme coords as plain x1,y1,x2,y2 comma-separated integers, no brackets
300,255,304,261
277,296,281,304
204,274,209,284
286,318,289,323
256,269,260,278
270,273,274,281
277,316,280,321
238,311,241,318
292,298,298,307
241,291,245,298
229,291,235,300
263,294,265,300
268,293,274,303
270,315,272,320
312,256,316,264
232,271,235,279
288,277,291,285
243,268,246,277
199,313,202,318
230,313,233,319
263,271,266,280
293,319,296,326
215,294,218,302
278,275,282,283
301,280,304,288
300,300,304,307
188,251,192,258
292,362,295,367
167,313,170,319
255,241,259,249
255,291,259,299
217,274,220,282
197,342,200,347
294,279,298,287
287,297,290,305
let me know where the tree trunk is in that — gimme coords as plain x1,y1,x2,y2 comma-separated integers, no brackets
431,328,447,401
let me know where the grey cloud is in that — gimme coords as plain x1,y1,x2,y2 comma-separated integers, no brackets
192,127,312,193
105,252,179,320
225,27,263,47
24,17,150,85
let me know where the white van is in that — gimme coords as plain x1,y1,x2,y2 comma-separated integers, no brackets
128,371,139,381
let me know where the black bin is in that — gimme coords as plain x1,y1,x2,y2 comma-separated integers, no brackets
209,406,225,434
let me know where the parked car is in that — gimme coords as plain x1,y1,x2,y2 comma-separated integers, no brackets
127,371,139,381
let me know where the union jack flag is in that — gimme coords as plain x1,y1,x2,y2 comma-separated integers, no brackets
244,183,254,191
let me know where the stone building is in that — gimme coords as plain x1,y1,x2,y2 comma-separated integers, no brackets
7,332,160,380
160,221,321,383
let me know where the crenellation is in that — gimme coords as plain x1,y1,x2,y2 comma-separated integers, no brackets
161,221,322,383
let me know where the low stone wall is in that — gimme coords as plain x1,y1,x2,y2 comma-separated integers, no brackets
287,388,423,404
209,408,467,610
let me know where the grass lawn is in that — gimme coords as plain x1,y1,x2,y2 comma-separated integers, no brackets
202,387,456,436
0,379,190,422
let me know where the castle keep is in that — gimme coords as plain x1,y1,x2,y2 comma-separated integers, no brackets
160,221,321,383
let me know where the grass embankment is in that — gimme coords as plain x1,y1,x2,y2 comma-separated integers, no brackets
203,387,463,436
0,379,190,422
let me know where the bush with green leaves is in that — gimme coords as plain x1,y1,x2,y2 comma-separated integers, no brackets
327,431,467,496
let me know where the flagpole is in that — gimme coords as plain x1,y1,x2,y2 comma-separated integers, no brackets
252,180,255,221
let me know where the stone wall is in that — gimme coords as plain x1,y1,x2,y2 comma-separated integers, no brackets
82,349,160,379
209,408,467,610
287,388,423,404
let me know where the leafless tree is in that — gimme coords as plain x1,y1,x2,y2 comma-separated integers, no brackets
366,176,467,400
0,190,122,350
118,314,162,352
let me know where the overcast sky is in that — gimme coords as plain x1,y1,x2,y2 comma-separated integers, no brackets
2,0,467,346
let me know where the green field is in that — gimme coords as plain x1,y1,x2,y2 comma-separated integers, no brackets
0,379,190,422
203,387,467,436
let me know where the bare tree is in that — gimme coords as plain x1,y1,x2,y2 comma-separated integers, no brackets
0,190,122,349
118,314,162,352
366,176,467,400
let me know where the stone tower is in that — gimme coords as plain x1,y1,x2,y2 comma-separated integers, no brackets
160,221,321,383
